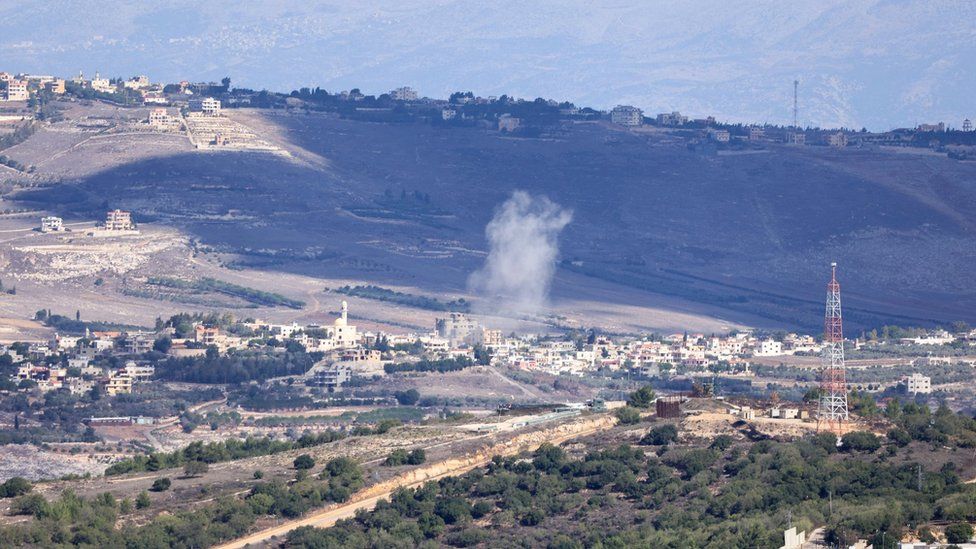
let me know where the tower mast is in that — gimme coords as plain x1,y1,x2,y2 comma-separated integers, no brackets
793,80,799,128
817,262,848,434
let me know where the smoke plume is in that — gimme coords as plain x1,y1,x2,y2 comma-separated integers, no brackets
468,191,572,316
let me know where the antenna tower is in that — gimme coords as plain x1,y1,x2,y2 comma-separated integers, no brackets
817,262,848,434
792,80,799,128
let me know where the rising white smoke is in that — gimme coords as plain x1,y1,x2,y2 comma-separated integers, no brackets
468,191,572,316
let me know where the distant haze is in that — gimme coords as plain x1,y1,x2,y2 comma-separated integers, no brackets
0,1,973,131
468,191,572,317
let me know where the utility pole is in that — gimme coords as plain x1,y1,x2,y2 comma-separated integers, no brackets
793,80,799,128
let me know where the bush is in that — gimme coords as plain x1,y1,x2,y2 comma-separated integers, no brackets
0,477,32,498
136,491,151,509
887,428,911,447
709,435,734,451
293,454,316,470
615,406,642,425
183,461,209,478
395,389,421,406
841,431,882,453
946,522,974,544
640,424,678,446
627,385,656,408
150,477,171,492
10,493,46,516
384,449,409,466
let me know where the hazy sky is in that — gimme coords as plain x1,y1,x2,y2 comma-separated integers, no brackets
0,0,973,130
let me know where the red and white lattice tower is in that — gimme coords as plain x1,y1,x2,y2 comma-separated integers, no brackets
817,262,848,434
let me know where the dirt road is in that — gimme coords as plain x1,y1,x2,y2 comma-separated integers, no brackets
214,414,614,549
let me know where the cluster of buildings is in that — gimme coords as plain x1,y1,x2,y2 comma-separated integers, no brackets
38,209,137,236
0,72,64,102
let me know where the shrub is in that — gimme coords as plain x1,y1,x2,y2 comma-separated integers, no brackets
0,477,33,498
841,431,881,453
395,389,421,406
946,522,974,544
627,385,656,409
136,491,151,509
640,424,678,446
615,406,642,425
150,477,171,492
293,454,316,470
183,461,209,478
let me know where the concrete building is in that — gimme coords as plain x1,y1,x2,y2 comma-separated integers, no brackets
309,363,351,393
916,122,945,132
45,79,65,94
40,216,64,233
498,115,521,132
436,312,481,345
105,371,132,396
105,209,134,231
331,301,358,348
123,75,150,90
4,80,28,101
707,129,730,143
905,372,932,395
748,126,765,141
964,118,973,132
827,132,848,147
148,108,173,127
754,339,783,356
656,111,688,126
786,132,806,145
390,86,418,101
90,72,115,93
441,108,457,120
195,325,220,346
611,105,643,126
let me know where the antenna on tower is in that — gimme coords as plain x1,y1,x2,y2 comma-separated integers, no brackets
817,262,849,435
792,80,799,129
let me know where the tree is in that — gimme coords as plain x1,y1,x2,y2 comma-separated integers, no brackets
640,424,678,446
150,477,171,492
395,388,421,406
946,523,974,544
627,385,657,409
615,406,642,425
136,491,151,509
183,461,209,478
841,431,881,453
0,477,32,498
294,454,315,470
407,449,426,465
153,336,172,353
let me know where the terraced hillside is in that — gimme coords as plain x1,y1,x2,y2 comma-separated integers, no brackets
11,107,976,331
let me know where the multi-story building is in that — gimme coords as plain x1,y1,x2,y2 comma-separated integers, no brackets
90,73,115,94
148,108,172,127
748,126,765,141
498,115,521,132
753,339,783,356
916,122,945,132
309,364,351,393
202,97,221,116
707,129,730,143
4,80,28,101
45,79,65,94
40,216,64,233
963,119,973,132
105,371,133,396
123,75,150,90
656,111,688,126
611,105,643,126
436,312,481,345
827,132,848,147
786,132,806,145
390,86,418,101
905,372,932,394
105,209,133,231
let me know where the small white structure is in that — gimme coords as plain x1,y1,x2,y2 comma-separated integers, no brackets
778,527,806,549
754,339,784,357
104,209,134,231
40,216,64,233
906,372,932,395
201,97,221,116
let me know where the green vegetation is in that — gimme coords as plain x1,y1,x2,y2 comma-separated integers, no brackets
639,424,679,446
0,477,32,498
294,454,316,470
147,277,305,309
384,448,426,466
384,356,474,375
149,478,171,492
336,285,469,312
614,406,642,425
154,348,323,384
105,432,343,476
627,385,656,408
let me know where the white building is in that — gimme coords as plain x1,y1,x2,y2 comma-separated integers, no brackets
90,72,115,94
201,97,221,116
4,80,28,101
390,87,418,101
656,111,688,126
905,373,932,395
40,216,64,233
105,209,134,231
754,339,784,357
148,108,172,127
827,132,848,148
707,129,730,143
611,105,643,126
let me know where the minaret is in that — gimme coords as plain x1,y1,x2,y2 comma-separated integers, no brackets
341,300,348,324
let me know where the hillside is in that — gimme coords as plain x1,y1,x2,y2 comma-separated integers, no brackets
1,1,975,129
5,104,976,331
